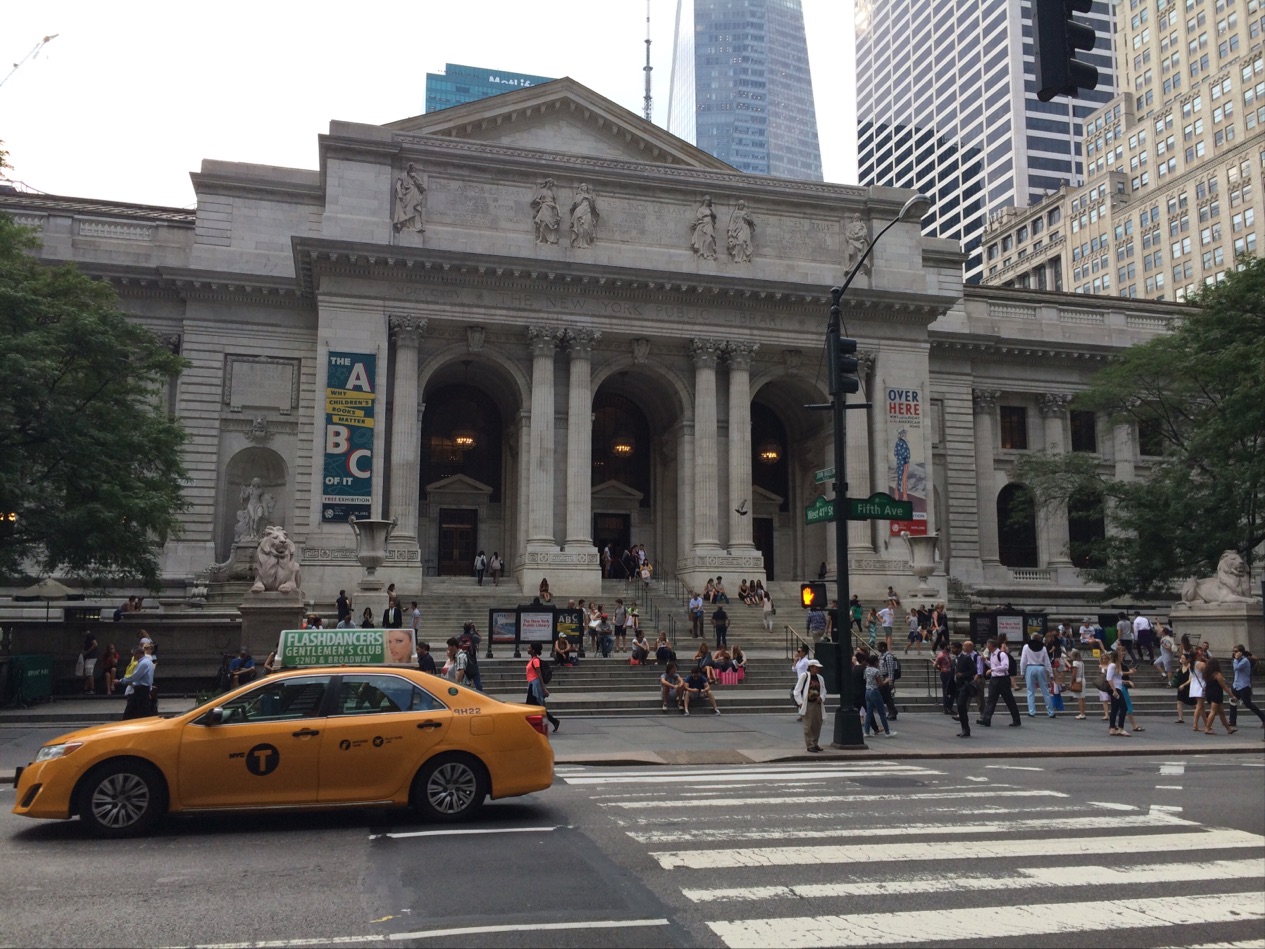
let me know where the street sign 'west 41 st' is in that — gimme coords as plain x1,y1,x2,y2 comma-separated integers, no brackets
805,492,913,525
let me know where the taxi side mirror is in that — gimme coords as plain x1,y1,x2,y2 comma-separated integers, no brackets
207,707,225,725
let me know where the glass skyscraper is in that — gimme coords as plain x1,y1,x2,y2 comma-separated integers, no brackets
668,0,823,180
425,64,555,113
856,0,1116,282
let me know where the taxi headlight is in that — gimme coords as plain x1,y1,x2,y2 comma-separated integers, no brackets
34,742,83,763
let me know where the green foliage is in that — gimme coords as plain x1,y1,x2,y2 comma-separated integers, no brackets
0,212,189,587
1013,257,1265,598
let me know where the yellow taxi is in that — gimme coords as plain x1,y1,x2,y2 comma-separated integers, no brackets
12,667,554,837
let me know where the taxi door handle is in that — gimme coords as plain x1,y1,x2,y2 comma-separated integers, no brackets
417,721,443,730
292,727,320,738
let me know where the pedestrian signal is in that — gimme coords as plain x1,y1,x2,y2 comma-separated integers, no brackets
800,582,827,609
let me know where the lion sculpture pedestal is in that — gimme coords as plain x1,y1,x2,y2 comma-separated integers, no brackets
1170,551,1263,655
238,526,306,658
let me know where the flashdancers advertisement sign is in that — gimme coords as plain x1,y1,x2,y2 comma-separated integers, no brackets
322,351,376,522
886,385,927,537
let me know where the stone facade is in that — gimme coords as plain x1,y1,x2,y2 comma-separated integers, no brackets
0,79,1185,610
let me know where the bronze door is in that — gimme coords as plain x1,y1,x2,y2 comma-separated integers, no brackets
438,509,477,576
753,517,775,580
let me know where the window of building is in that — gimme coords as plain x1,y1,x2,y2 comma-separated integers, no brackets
1137,418,1165,456
1000,406,1029,450
997,483,1038,568
1070,410,1098,452
1067,489,1107,569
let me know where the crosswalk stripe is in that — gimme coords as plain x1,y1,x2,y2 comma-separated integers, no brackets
628,811,1191,844
706,894,1265,948
562,767,939,785
652,829,1265,870
609,787,1067,810
681,857,1265,903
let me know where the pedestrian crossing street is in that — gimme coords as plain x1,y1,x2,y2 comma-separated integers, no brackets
556,761,1265,949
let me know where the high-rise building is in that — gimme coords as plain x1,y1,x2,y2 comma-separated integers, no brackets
981,0,1264,302
668,0,823,180
856,0,1118,282
425,63,555,113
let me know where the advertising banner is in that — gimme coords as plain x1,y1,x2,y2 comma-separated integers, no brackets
886,385,927,537
517,610,555,644
322,352,377,523
554,608,585,651
488,610,518,644
276,628,415,666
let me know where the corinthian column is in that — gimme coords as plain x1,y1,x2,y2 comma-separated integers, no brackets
527,327,559,547
691,338,724,550
726,341,758,551
1038,393,1072,566
387,315,427,541
973,388,1001,564
564,328,599,550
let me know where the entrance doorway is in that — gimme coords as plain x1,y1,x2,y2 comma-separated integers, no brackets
593,512,631,578
754,517,775,580
438,508,477,576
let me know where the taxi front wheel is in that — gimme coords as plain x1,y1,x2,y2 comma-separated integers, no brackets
411,754,487,822
77,759,165,838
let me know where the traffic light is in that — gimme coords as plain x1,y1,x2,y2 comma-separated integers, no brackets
1033,0,1099,102
800,581,827,609
829,334,860,396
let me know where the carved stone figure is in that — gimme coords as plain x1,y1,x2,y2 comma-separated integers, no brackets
250,525,303,594
466,325,486,352
631,338,651,364
392,162,426,233
570,183,599,248
245,416,271,445
726,200,755,263
690,195,717,260
843,213,871,276
531,178,561,244
1181,551,1258,604
242,475,273,541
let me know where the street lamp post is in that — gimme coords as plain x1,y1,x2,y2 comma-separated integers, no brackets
828,193,931,749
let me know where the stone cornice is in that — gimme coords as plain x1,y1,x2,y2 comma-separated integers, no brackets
293,237,957,324
932,335,1116,364
63,262,307,308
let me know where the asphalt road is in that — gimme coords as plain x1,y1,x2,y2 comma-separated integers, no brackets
1,753,1262,948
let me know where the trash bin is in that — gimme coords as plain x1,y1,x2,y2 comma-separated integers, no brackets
7,654,54,708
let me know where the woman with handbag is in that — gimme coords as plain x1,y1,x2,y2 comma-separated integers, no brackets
525,642,560,732
1105,652,1129,736
1068,648,1087,719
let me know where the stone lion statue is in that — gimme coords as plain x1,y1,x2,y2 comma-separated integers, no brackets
1180,550,1257,605
250,525,302,594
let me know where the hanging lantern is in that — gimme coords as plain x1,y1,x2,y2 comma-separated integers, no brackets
452,427,477,449
757,438,782,465
610,432,636,456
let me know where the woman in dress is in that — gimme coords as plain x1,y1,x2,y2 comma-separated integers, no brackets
703,578,717,604
866,608,880,648
100,643,120,695
538,578,553,603
1201,653,1236,735
525,642,560,732
1189,646,1209,729
762,594,775,633
1174,650,1197,723
1068,648,1087,719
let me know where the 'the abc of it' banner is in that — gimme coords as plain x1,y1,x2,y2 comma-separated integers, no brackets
322,351,376,523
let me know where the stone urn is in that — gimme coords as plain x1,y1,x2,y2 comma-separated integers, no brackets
900,530,940,598
348,516,397,590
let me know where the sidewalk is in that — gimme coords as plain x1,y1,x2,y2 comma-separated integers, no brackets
1,696,1260,781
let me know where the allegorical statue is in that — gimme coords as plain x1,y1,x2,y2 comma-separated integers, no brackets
236,477,275,543
392,162,426,233
726,199,755,263
531,178,561,245
844,213,872,276
570,182,599,248
690,195,717,260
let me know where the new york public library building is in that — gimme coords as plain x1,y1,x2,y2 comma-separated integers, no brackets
2,79,1183,612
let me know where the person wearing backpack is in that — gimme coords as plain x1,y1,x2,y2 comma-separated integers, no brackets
980,635,1022,727
459,633,483,691
473,551,488,585
876,642,899,721
525,642,560,732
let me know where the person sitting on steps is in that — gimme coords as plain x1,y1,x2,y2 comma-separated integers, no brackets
654,631,676,664
630,630,650,663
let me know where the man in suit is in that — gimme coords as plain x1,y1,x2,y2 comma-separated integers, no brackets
955,641,981,738
382,598,403,628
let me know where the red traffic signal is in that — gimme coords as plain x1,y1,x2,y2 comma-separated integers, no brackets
800,582,827,609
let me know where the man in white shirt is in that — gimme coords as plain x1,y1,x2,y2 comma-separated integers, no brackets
878,602,895,650
689,592,705,638
1117,612,1137,663
1133,612,1154,662
410,601,422,634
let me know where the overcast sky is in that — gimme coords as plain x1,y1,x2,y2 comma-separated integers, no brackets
1,0,857,209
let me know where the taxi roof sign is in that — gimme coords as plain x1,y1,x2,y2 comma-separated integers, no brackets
275,628,416,667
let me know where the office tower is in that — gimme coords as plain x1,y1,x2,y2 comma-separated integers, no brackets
856,0,1117,282
669,0,824,180
982,0,1263,302
425,63,555,113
